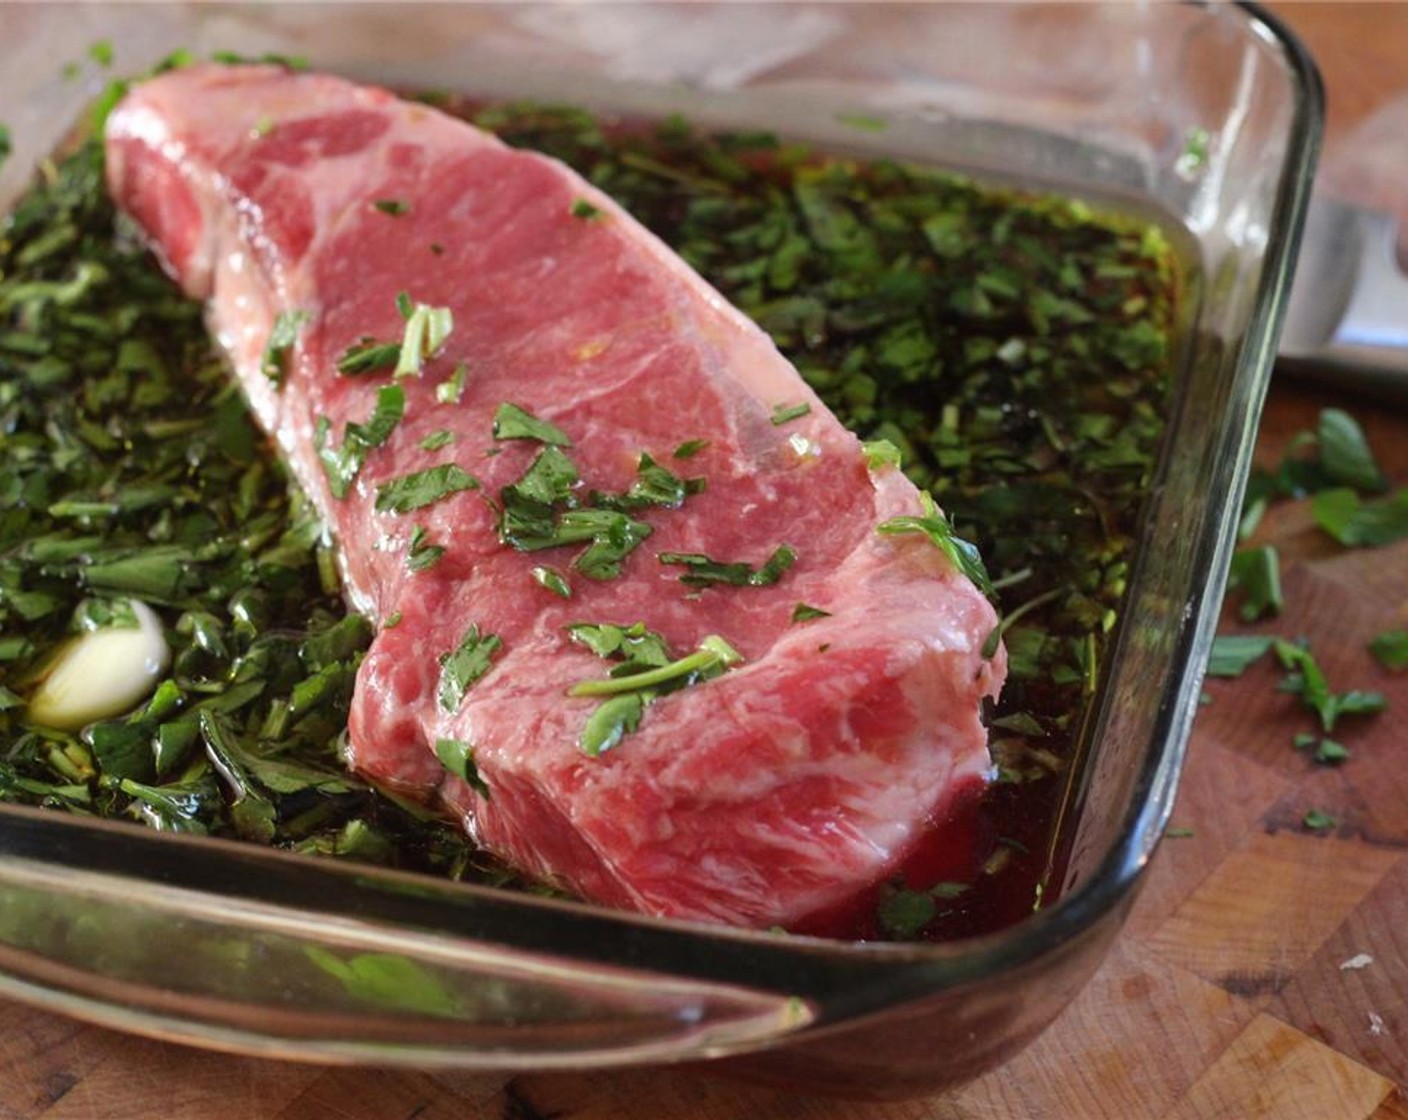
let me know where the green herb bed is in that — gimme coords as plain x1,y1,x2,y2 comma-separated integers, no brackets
0,102,1178,940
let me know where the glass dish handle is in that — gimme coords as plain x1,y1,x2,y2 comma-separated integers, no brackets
0,807,813,1067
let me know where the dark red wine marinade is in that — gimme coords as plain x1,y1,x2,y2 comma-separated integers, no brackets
0,97,1177,945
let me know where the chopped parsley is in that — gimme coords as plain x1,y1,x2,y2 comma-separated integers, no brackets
497,447,577,548
1206,635,1274,678
260,309,309,385
436,625,502,713
877,887,936,939
566,624,742,755
876,491,992,597
436,362,468,404
658,544,796,588
565,621,673,664
1313,738,1348,765
207,49,308,71
419,429,455,451
579,695,644,758
493,402,572,446
1303,809,1337,833
568,511,653,580
1210,634,1386,763
862,438,903,471
1369,630,1408,671
374,463,480,514
570,198,602,220
1317,408,1387,493
1312,487,1408,548
337,338,401,376
1242,408,1382,518
1233,408,1398,622
600,454,700,511
876,879,970,939
406,525,446,572
372,198,409,216
531,565,572,599
496,446,658,580
569,634,742,697
1274,639,1387,732
434,738,490,797
303,947,458,1017
1226,544,1282,621
770,401,811,426
315,384,405,498
502,445,578,513
1176,127,1210,176
791,603,831,623
395,300,454,379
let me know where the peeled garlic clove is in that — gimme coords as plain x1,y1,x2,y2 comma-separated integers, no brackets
28,600,170,731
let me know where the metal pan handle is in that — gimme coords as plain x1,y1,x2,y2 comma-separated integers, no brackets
1279,194,1408,398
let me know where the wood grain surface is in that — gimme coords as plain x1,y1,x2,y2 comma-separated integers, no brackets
3,4,1407,1117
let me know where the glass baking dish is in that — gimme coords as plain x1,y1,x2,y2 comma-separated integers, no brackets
0,0,1320,1098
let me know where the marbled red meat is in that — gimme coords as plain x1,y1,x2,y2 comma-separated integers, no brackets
105,64,1005,928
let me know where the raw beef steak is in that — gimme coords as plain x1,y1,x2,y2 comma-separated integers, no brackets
106,63,1005,928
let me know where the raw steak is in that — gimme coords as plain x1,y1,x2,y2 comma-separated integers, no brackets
105,64,1005,929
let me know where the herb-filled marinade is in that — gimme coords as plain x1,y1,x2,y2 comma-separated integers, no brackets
0,99,1178,941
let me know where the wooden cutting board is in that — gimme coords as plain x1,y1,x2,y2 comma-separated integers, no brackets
2,5,1406,1118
